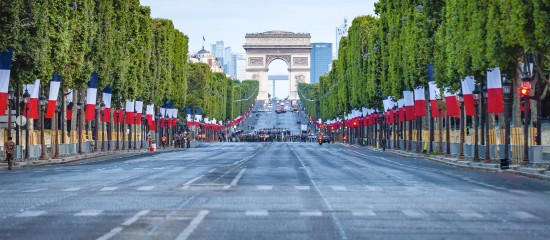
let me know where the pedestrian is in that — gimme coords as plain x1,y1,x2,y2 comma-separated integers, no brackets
381,138,386,151
161,136,167,149
4,137,15,170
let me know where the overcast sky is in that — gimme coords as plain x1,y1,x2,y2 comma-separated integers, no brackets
140,0,377,55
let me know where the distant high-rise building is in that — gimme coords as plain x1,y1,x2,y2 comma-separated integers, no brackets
234,53,246,81
211,40,225,67
310,43,333,84
224,47,233,76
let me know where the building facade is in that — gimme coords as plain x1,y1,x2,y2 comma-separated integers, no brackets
310,43,333,84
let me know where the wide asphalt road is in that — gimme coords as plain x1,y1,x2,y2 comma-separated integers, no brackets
1,141,550,240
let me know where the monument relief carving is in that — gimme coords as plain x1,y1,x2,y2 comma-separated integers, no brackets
295,73,306,83
248,57,263,66
266,55,291,65
252,74,260,80
293,57,308,66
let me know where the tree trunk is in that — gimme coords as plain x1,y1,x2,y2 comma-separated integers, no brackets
512,63,522,127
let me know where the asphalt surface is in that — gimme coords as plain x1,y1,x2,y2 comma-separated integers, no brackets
1,104,550,240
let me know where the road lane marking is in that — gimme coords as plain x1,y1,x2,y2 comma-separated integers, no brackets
183,176,203,186
229,169,247,186
295,186,310,190
208,168,216,173
352,210,377,217
256,185,273,190
222,185,231,189
122,210,150,226
96,226,123,240
16,211,46,217
24,188,46,193
137,186,156,191
75,210,103,216
153,167,165,170
365,186,383,191
456,211,483,219
512,211,540,220
100,187,118,191
175,210,210,240
330,186,347,191
62,187,83,192
402,210,426,218
300,211,323,217
246,210,269,216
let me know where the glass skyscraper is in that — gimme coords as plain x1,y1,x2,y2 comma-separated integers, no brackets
310,43,333,84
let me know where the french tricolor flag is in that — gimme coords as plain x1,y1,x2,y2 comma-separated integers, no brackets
85,73,98,121
146,104,156,130
428,81,441,117
487,67,504,114
403,90,415,121
46,75,61,119
461,76,476,116
102,86,112,122
444,88,460,117
414,87,426,117
398,99,405,122
0,48,13,116
125,100,135,124
135,100,143,124
24,80,40,120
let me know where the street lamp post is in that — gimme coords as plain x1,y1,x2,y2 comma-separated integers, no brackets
53,101,60,159
141,115,146,149
458,91,465,159
483,85,491,163
115,109,120,150
23,89,30,160
378,113,385,150
100,102,105,151
157,113,162,146
133,110,137,150
473,84,481,162
7,87,14,154
77,95,83,154
521,70,531,165
39,92,48,160
501,74,512,169
94,102,100,152
437,101,443,154
393,105,398,150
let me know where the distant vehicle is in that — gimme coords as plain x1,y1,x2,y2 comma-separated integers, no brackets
296,120,301,124
319,135,331,145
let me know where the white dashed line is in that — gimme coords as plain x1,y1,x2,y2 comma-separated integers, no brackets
75,210,103,216
456,211,483,219
256,185,273,190
137,186,156,191
16,211,47,217
208,169,216,173
62,187,83,192
295,186,310,190
352,210,377,217
230,169,247,186
330,186,347,191
402,210,426,218
183,176,203,186
246,210,269,216
24,188,46,193
96,226,123,240
100,187,118,191
300,211,323,217
222,185,231,190
153,167,165,170
175,210,210,240
512,211,540,220
122,210,150,226
365,186,383,191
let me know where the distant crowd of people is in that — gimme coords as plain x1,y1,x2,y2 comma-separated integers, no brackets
235,128,311,142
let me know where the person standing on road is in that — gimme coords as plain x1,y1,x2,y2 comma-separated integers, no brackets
4,137,15,170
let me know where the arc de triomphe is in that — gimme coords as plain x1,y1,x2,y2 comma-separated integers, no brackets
243,31,311,100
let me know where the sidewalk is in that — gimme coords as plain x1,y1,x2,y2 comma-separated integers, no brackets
357,145,550,181
1,146,189,170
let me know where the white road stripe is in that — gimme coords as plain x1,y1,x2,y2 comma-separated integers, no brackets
75,210,103,217
456,211,483,219
365,186,383,191
16,211,46,217
175,210,210,240
62,187,83,192
153,167,165,170
222,185,231,190
137,186,156,191
100,187,118,191
330,186,347,191
402,210,426,218
246,210,269,216
256,185,273,190
230,169,246,186
300,211,323,217
24,188,46,193
352,210,376,217
208,169,216,173
96,227,123,240
122,210,150,226
295,186,310,190
183,176,203,186
512,211,540,220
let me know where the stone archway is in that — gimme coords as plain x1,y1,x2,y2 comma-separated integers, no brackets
244,31,311,100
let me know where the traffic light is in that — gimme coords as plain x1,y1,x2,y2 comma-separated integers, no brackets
520,86,530,96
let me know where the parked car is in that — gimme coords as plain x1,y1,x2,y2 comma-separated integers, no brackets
318,135,331,145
